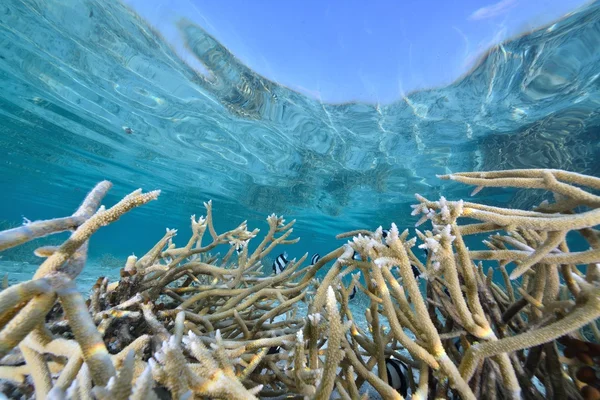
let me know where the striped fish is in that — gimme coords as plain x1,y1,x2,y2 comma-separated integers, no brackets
385,357,408,397
391,265,422,280
453,338,462,352
349,285,358,300
310,253,320,265
259,346,282,375
272,252,289,274
235,244,244,254
411,248,429,278
410,264,422,278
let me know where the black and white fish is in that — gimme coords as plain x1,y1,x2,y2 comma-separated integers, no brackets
310,253,320,265
410,264,421,278
272,252,289,274
391,264,422,280
349,285,358,300
410,248,430,279
382,229,391,247
235,244,244,254
385,357,409,397
352,251,362,261
453,338,462,352
259,346,282,374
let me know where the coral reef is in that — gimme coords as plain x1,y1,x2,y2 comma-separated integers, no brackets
0,168,599,399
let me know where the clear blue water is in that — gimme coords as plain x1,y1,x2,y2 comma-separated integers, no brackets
1,0,599,286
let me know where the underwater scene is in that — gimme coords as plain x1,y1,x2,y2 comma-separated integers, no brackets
1,0,600,398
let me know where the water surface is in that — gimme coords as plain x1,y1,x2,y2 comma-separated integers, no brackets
0,0,599,280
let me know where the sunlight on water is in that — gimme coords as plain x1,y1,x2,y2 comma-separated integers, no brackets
0,0,599,277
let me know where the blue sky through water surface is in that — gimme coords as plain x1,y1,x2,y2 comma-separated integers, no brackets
122,0,590,104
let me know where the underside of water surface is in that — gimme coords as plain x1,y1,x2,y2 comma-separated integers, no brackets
0,0,599,270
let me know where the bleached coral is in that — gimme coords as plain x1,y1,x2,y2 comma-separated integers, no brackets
2,168,600,400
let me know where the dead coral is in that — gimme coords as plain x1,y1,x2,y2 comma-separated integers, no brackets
1,168,599,400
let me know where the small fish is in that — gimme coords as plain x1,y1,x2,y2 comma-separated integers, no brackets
310,253,320,265
123,126,134,134
272,252,289,274
410,248,430,279
391,264,422,280
453,338,462,352
410,264,421,278
385,357,409,397
352,251,362,261
349,285,358,300
382,229,391,247
267,346,280,355
235,244,244,254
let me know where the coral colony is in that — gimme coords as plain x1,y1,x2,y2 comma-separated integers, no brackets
1,168,600,400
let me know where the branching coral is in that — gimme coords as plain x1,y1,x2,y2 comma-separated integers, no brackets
1,168,599,400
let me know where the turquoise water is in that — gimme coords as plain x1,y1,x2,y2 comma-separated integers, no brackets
1,0,600,285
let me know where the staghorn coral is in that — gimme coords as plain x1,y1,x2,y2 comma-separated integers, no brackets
0,168,599,400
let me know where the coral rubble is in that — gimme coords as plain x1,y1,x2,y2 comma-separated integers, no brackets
0,168,599,399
